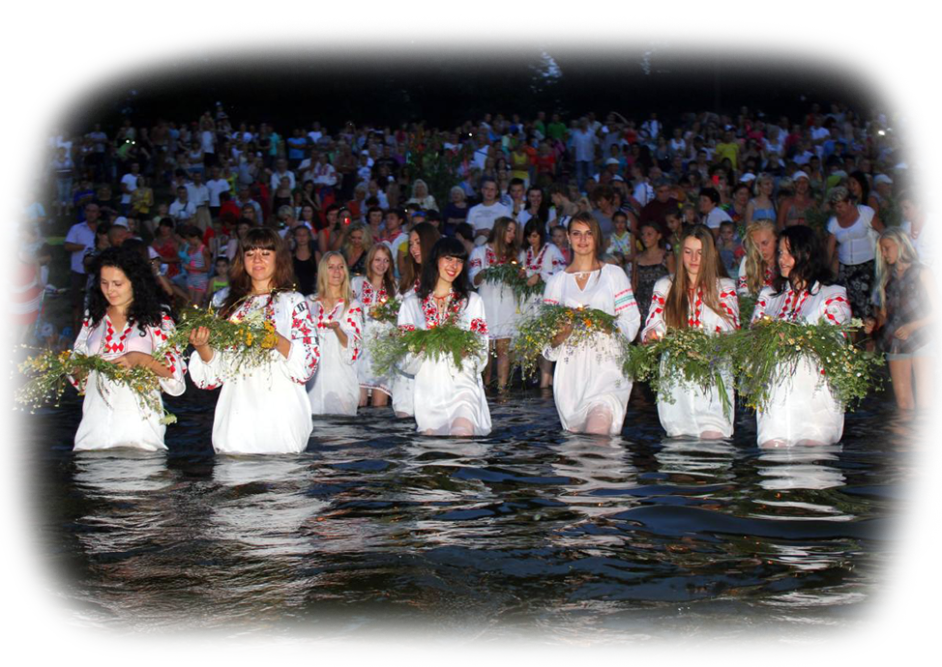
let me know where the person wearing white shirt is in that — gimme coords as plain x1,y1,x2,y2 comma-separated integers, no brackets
699,187,732,238
64,203,101,332
466,178,511,246
119,162,140,213
269,158,296,192
169,187,197,223
569,118,597,192
186,170,210,208
206,166,232,215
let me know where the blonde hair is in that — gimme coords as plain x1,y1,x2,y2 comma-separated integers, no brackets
874,227,920,309
664,225,733,330
743,218,777,295
753,173,773,197
315,250,353,305
341,222,373,258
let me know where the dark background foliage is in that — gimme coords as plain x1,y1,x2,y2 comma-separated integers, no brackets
23,16,921,132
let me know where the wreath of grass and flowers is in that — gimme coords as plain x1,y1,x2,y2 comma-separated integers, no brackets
154,303,280,376
15,348,176,424
737,293,758,325
621,328,737,419
370,311,485,376
368,296,403,325
729,316,883,411
512,304,621,380
479,261,544,304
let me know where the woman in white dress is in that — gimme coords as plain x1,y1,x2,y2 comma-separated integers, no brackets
542,212,641,436
751,225,852,447
392,222,440,418
519,217,566,388
306,251,363,416
469,216,521,392
71,246,186,451
397,237,491,436
352,244,398,408
641,224,740,439
188,228,320,454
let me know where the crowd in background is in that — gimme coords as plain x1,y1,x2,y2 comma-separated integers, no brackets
14,98,934,410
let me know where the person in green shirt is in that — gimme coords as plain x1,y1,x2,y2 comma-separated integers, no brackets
546,113,568,141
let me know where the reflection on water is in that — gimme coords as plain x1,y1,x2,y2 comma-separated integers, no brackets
24,388,908,642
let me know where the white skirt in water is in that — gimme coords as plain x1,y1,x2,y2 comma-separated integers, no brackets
74,374,180,452
548,334,632,435
401,353,492,436
756,356,844,446
657,357,735,438
391,373,414,416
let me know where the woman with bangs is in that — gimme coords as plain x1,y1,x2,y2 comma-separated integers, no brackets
352,244,398,408
542,212,641,436
469,216,521,392
642,225,740,439
306,251,364,416
397,238,491,436
392,222,441,418
737,218,778,297
751,225,851,447
519,217,566,388
188,228,319,454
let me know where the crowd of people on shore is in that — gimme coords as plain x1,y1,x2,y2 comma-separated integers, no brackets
15,98,936,452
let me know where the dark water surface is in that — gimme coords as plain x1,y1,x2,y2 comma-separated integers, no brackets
25,382,915,644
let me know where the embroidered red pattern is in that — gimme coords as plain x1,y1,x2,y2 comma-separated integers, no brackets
470,318,488,335
687,287,704,328
102,317,132,354
778,289,811,322
421,290,463,328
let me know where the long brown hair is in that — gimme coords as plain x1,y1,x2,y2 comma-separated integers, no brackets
567,211,604,259
220,227,296,318
664,224,731,329
399,222,440,292
365,243,397,296
488,216,520,261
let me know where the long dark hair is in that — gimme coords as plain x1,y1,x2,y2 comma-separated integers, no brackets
399,222,441,292
220,227,297,318
523,218,546,253
88,246,166,332
773,225,833,294
418,237,472,303
525,185,550,223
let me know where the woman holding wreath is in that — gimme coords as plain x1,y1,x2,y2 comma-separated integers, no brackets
641,224,740,439
188,228,319,454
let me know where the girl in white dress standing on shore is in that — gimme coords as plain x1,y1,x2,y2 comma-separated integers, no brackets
642,224,740,439
188,228,319,454
306,251,363,416
71,246,186,451
469,216,521,392
519,218,566,388
397,237,492,437
751,225,852,447
541,212,641,436
352,244,398,408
